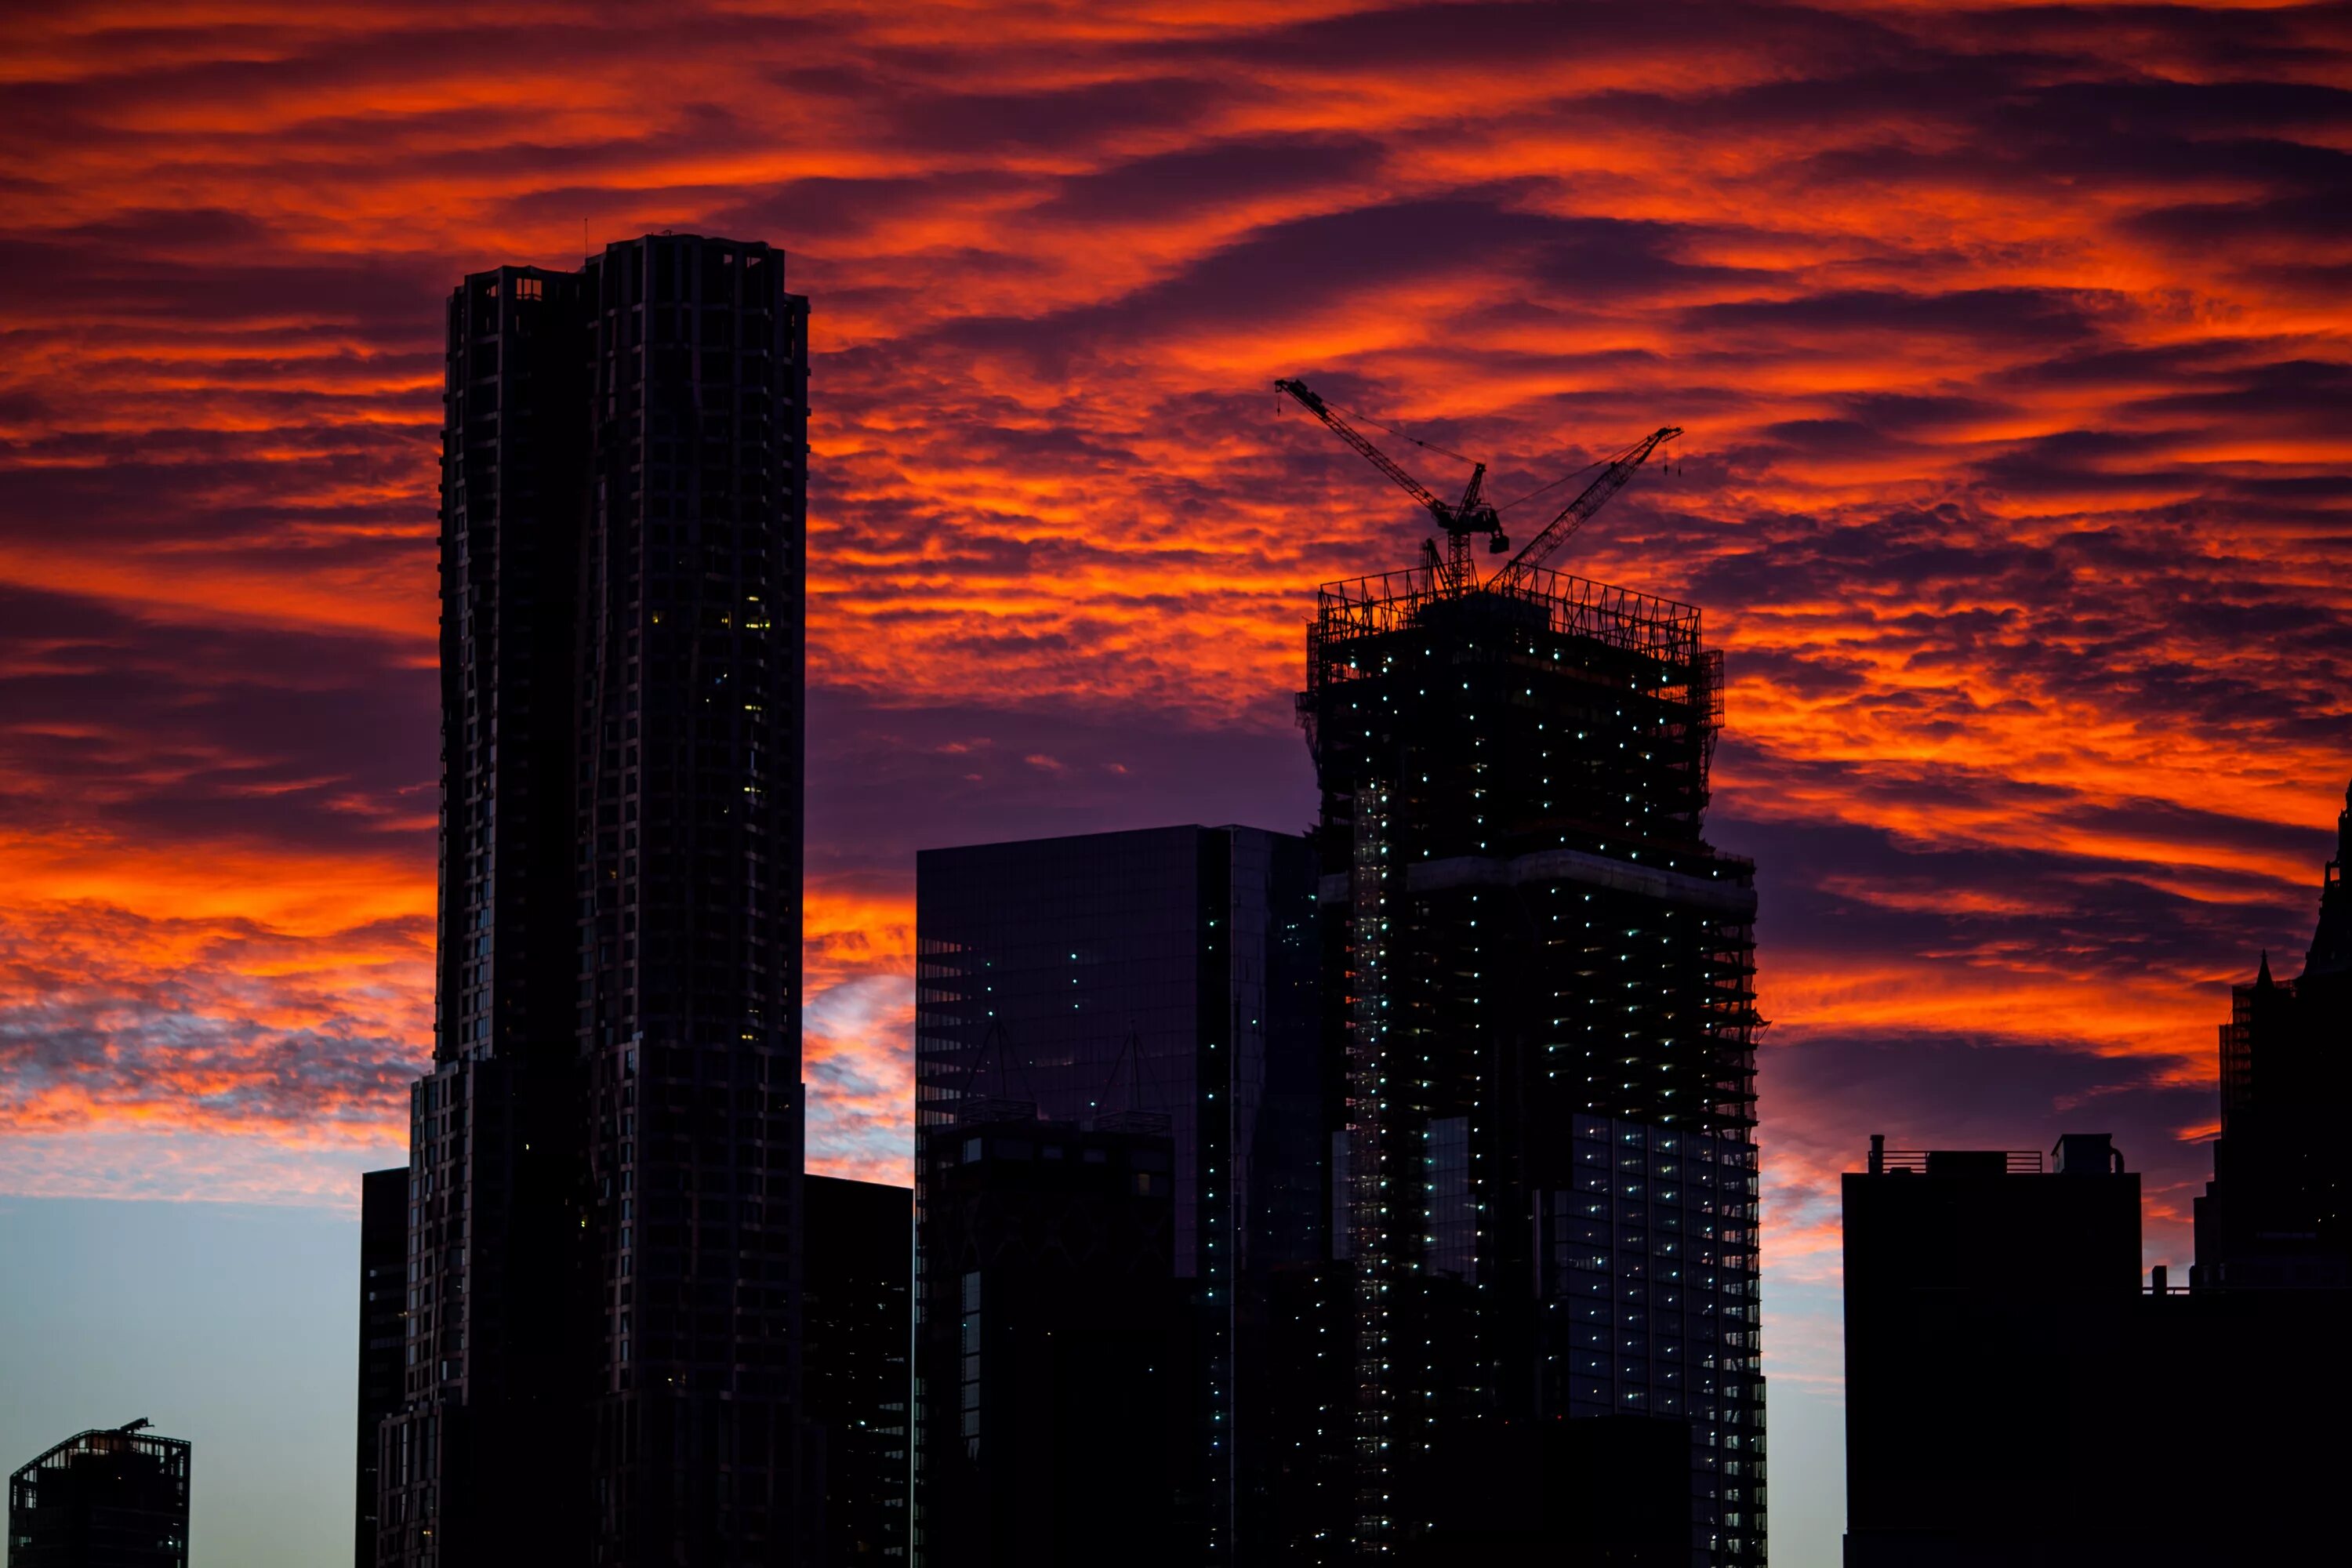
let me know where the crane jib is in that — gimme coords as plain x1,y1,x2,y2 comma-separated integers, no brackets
1276,376,1676,595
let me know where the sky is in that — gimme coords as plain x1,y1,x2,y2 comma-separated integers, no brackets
2,1,2349,1562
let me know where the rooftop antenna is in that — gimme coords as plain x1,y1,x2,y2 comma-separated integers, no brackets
953,1018,1037,1125
1096,1025,1171,1136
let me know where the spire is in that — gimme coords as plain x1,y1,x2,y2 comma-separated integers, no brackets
2257,949,2274,988
2304,774,2352,977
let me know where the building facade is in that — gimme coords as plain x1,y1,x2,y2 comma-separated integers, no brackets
803,1176,913,1565
8,1422,191,1568
916,1112,1184,1568
911,826,1327,1563
378,252,600,1568
373,234,810,1568
1846,1131,2347,1563
572,230,810,1568
1297,567,1763,1565
1842,1135,2141,1565
355,1168,407,1566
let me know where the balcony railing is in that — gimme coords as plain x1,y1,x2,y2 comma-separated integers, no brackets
1866,1148,2042,1175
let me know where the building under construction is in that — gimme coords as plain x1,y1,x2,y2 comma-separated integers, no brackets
8,1421,191,1567
1284,384,1763,1564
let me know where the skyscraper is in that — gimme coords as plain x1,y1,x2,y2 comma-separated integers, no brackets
1297,565,1763,1564
372,234,809,1567
2194,775,2352,1289
8,1422,191,1568
573,231,809,1568
911,826,1327,1563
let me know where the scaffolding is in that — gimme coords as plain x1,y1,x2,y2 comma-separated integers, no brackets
1307,564,1700,703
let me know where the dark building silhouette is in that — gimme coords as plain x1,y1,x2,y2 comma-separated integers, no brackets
804,1175,912,1565
1842,1134,2139,1566
1842,1131,2346,1564
355,1168,407,1566
1297,567,1762,1564
1552,1417,1697,1566
8,1422,190,1568
911,826,1326,1563
2194,776,2352,1288
916,1112,1184,1568
372,234,810,1568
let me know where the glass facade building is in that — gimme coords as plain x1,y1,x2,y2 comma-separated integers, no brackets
911,826,1325,1564
916,1115,1184,1568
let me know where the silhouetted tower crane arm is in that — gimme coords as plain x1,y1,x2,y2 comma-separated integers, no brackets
1489,426,1681,592
1275,377,1456,526
1276,377,1508,592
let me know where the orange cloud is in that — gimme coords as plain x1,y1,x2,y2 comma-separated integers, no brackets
0,6,2345,1272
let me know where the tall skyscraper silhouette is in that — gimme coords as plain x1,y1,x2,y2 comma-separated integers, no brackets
2194,775,2352,1288
371,234,808,1567
1297,566,1762,1564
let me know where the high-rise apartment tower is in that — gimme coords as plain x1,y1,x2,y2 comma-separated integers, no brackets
373,234,810,1568
916,1112,1185,1567
1298,564,1763,1565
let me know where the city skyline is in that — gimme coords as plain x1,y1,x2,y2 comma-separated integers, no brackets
5,3,2352,1565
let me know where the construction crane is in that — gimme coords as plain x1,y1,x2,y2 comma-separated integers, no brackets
1275,378,1505,593
1276,376,1678,594
1486,424,1680,593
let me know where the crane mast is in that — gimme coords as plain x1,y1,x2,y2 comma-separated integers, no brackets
1275,378,1504,593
